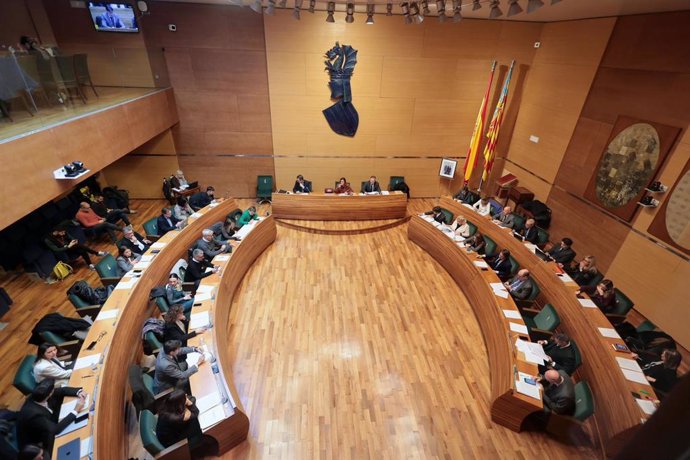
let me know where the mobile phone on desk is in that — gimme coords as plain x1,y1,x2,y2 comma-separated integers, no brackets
86,340,98,351
524,377,537,385
151,249,160,254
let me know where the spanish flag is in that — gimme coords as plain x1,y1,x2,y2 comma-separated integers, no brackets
481,60,515,186
463,60,497,184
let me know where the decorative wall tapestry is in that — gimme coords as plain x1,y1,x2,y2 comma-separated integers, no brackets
323,42,358,137
584,116,681,222
648,156,690,255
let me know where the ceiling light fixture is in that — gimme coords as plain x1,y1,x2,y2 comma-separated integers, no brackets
489,0,503,19
250,0,262,13
452,0,461,22
293,0,302,20
387,3,393,15
526,0,544,13
507,0,523,16
472,0,481,10
309,0,315,13
326,1,335,21
346,2,355,23
366,4,375,24
436,0,446,22
401,2,412,24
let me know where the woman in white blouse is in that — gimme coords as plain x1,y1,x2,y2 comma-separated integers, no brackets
33,343,72,387
472,196,492,217
448,217,471,238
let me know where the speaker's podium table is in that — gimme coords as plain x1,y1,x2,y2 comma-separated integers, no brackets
272,191,408,220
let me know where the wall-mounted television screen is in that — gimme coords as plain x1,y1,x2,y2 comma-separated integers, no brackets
88,2,139,33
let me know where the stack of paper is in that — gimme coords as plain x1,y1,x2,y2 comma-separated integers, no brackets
132,260,151,271
578,298,597,308
59,394,90,419
96,309,119,321
515,339,549,365
509,322,529,335
74,353,101,370
194,285,215,302
186,351,213,367
190,311,210,329
462,203,474,209
515,379,541,400
381,190,390,195
598,327,620,339
114,277,138,290
523,242,538,252
473,260,489,269
503,309,522,319
191,212,202,218
616,356,642,373
491,282,509,299
196,391,222,413
635,398,657,415
151,241,167,249
199,404,226,429
215,254,230,262
140,254,155,262
622,368,648,384
558,273,574,283
56,416,88,437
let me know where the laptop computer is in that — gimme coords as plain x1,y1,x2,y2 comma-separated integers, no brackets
57,438,81,460
187,181,199,189
534,248,551,262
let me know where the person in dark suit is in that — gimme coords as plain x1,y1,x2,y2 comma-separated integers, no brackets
492,206,515,229
157,207,182,236
486,249,513,281
637,348,681,396
537,333,578,376
504,269,534,300
163,305,206,347
293,175,312,193
16,379,87,453
18,445,45,460
156,390,206,454
518,218,540,244
118,226,151,254
44,226,105,269
567,255,598,286
188,186,215,211
210,219,236,244
153,340,205,394
577,279,616,313
548,237,576,266
184,249,219,290
540,369,575,415
362,176,381,194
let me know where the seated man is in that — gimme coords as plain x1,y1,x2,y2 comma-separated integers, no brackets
210,219,236,243
493,206,515,229
90,194,131,226
238,206,259,227
170,170,190,191
44,226,105,270
184,249,220,289
188,186,215,211
118,226,152,254
196,229,230,260
472,196,492,216
17,379,87,453
157,207,183,236
75,202,123,243
504,269,534,300
293,174,312,193
165,273,194,315
518,218,539,244
362,176,381,194
537,333,578,376
548,238,576,266
153,340,205,394
486,249,512,281
540,369,575,415
428,206,449,225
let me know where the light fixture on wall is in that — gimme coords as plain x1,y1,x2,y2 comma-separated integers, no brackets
489,0,503,18
527,0,544,13
366,4,375,24
309,0,315,13
646,181,669,193
472,0,481,11
452,0,462,22
346,2,355,22
250,0,262,13
386,3,393,15
436,0,446,22
401,2,412,24
507,0,523,16
421,0,430,16
638,196,660,208
410,2,423,23
266,0,276,15
293,0,302,19
326,1,335,22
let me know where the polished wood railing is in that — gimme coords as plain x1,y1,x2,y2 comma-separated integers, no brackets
272,192,408,220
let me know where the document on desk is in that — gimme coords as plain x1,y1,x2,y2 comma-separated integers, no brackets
490,282,505,290
56,415,88,437
81,436,93,458
515,379,541,400
151,241,167,250
509,322,529,335
523,342,550,364
616,357,642,372
622,368,648,385
114,277,138,290
635,398,657,415
199,404,226,430
197,284,215,293
59,394,90,419
523,242,538,252
96,309,119,321
598,327,620,339
214,254,230,262
132,260,151,270
578,298,597,308
74,353,101,370
381,190,390,195
493,289,509,299
462,203,474,209
194,291,213,303
190,311,210,329
140,254,155,263
503,309,522,319
473,260,489,268
196,391,222,413
191,212,202,218
558,273,574,283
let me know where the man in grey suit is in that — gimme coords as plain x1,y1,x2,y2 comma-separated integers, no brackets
153,340,206,393
195,228,230,261
541,369,575,415
493,206,516,229
362,176,381,194
504,269,535,300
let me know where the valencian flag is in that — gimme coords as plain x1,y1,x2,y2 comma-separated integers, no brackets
480,60,516,188
463,60,497,184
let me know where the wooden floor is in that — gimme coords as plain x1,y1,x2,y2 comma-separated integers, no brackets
0,198,680,459
0,86,159,142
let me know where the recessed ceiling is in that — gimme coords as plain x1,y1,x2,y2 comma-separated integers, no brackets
154,0,690,22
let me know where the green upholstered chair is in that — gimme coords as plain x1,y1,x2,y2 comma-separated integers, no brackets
573,381,595,422
483,235,498,258
571,339,582,374
360,181,368,193
512,214,526,232
145,331,163,355
536,227,549,248
466,221,477,237
508,255,520,277
439,208,454,225
155,296,170,315
488,199,503,217
95,254,121,287
522,303,560,340
143,217,161,241
515,279,540,309
39,331,82,358
226,208,242,224
606,288,635,324
67,293,102,319
584,270,604,288
636,320,657,333
140,410,190,459
257,175,273,204
13,356,37,395
389,176,405,190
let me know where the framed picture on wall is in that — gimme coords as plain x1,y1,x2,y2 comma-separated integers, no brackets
439,158,458,179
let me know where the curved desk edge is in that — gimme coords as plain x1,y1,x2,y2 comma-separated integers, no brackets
272,192,408,220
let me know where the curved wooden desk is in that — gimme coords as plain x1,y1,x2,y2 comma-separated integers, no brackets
185,215,276,455
53,199,240,460
408,215,543,431
439,197,656,455
272,191,408,220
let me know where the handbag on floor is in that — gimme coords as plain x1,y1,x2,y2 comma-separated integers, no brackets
52,261,73,281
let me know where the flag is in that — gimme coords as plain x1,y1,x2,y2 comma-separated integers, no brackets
480,60,515,187
462,60,497,185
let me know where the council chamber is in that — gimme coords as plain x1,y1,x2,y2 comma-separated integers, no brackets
0,0,689,459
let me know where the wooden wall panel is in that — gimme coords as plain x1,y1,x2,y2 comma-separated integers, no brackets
101,154,180,199
178,156,275,198
0,0,38,47
0,89,179,230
